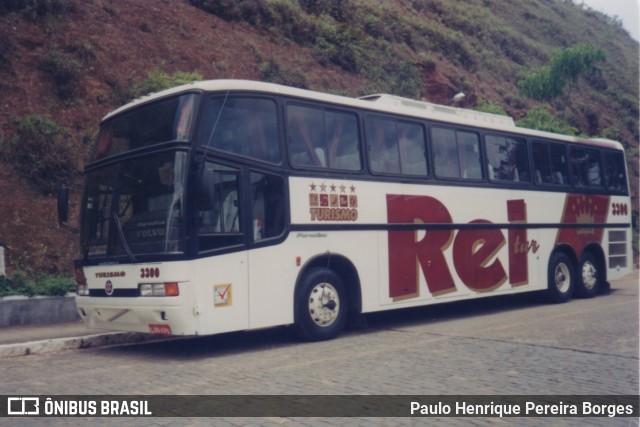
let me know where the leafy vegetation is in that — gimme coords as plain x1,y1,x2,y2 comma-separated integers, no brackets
38,47,83,100
0,271,74,297
518,44,606,101
0,115,78,194
130,67,203,99
0,246,75,296
516,104,578,135
474,100,509,116
259,59,308,88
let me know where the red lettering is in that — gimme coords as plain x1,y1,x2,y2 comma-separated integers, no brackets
507,199,528,286
386,195,534,300
453,220,507,291
387,195,455,299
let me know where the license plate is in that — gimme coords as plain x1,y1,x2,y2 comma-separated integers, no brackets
149,324,172,335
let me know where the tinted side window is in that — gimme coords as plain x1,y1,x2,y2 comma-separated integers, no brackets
603,151,627,193
287,105,361,171
367,117,400,174
398,122,428,175
366,117,428,175
201,97,280,163
485,135,530,183
532,141,570,186
571,146,602,187
432,127,481,180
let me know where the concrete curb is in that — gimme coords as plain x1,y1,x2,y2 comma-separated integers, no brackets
0,332,162,358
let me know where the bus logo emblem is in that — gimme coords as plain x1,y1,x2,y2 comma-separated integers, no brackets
309,182,358,222
105,280,114,296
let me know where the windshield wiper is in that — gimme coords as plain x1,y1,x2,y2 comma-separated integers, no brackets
112,210,137,262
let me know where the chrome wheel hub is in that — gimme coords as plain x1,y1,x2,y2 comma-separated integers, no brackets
307,282,340,327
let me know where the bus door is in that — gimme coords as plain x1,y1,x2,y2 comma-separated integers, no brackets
247,170,288,330
193,161,249,335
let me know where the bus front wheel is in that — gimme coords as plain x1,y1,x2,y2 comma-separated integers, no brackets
547,252,575,303
294,268,347,341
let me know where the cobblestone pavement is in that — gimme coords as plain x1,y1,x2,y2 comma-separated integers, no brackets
1,271,637,426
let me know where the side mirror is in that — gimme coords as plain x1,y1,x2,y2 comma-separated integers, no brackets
57,184,69,224
57,184,79,233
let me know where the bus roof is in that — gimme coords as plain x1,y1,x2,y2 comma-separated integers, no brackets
104,79,625,151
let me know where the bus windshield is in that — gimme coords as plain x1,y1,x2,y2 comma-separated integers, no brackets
92,94,198,161
80,151,188,260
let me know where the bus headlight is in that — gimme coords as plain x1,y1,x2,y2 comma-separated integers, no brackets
139,282,179,297
77,284,89,296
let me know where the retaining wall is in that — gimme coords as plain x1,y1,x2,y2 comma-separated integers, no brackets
0,295,79,326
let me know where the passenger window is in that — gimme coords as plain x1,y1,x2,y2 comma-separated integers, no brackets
287,105,361,171
485,135,530,183
201,97,280,163
602,151,627,193
287,105,325,167
432,127,481,180
570,147,602,187
366,117,428,175
399,122,428,175
367,117,400,174
250,171,286,241
532,142,569,185
325,110,361,170
197,163,243,252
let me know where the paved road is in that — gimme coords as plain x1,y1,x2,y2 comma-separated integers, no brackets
1,271,638,426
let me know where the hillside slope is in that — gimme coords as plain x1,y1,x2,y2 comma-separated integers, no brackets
0,0,637,273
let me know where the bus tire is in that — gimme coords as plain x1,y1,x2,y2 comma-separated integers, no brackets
294,268,347,341
546,252,574,304
575,252,600,298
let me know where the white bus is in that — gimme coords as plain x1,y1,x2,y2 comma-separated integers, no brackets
59,79,633,341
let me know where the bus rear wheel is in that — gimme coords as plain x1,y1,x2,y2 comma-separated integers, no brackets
546,252,574,304
294,268,347,341
575,252,600,298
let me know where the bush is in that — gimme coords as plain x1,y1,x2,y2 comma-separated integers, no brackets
475,100,509,116
518,44,606,100
259,59,308,88
1,114,78,194
38,47,82,100
364,58,424,99
0,271,74,297
130,68,203,99
516,104,578,135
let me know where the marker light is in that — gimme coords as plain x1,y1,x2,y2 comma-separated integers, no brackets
139,282,180,297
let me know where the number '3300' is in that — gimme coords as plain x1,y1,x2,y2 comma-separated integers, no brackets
140,267,160,278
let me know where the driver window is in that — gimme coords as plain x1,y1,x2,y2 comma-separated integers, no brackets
198,162,243,252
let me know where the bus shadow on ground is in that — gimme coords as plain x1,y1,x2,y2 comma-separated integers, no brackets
100,288,616,360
